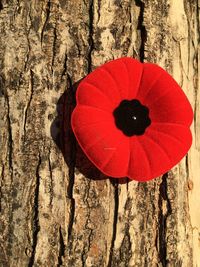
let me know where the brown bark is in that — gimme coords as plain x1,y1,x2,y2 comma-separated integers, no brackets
0,0,199,266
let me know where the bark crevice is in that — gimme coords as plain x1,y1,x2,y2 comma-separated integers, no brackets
135,0,147,62
81,180,93,267
0,164,4,212
52,26,57,71
67,74,76,245
5,93,13,177
23,70,34,138
48,150,54,207
158,174,172,267
119,229,132,266
41,0,51,44
0,1,3,11
107,181,119,267
28,154,41,267
88,0,94,73
57,226,66,267
185,155,189,179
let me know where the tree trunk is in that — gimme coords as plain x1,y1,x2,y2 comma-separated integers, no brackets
0,0,199,266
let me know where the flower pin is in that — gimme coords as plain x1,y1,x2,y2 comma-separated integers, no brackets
71,57,193,182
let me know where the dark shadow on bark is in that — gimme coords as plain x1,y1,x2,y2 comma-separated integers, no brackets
0,1,3,11
51,80,130,185
135,0,147,62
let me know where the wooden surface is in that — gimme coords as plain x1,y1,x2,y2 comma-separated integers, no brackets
0,0,199,266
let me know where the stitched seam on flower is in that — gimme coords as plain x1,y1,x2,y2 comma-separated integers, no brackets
121,60,130,99
77,83,113,111
140,72,164,103
148,128,183,145
150,113,190,126
99,67,121,100
78,104,113,115
101,140,122,170
122,59,143,100
143,134,172,165
103,65,123,100
147,87,179,108
82,81,114,106
126,137,132,178
152,122,189,127
85,133,110,151
76,120,114,131
135,138,151,178
150,103,188,113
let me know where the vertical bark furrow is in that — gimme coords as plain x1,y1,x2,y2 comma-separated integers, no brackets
65,74,76,245
88,0,94,73
135,0,147,62
48,151,54,207
28,154,41,267
81,180,93,267
107,182,119,267
51,26,58,72
67,142,76,244
41,0,51,44
0,165,4,212
57,226,65,267
158,174,172,266
23,70,34,138
5,93,14,176
0,1,3,11
119,229,132,267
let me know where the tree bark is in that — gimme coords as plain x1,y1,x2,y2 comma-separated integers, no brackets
0,0,199,266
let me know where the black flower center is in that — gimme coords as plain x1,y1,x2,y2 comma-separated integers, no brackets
113,99,151,136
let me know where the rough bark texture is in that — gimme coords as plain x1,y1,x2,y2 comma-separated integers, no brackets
0,0,199,266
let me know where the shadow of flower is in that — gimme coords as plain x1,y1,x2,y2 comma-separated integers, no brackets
51,80,130,185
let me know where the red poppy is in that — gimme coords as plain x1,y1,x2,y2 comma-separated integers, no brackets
71,57,193,182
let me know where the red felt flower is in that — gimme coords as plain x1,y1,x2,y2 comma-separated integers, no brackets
71,57,193,181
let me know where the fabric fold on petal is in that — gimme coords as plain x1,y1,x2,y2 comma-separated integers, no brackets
81,63,121,106
136,63,193,126
121,57,143,100
71,105,130,177
77,82,114,112
127,137,152,181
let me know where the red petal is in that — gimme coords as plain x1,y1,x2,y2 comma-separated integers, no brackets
137,63,193,126
136,63,164,101
148,88,193,126
102,57,143,100
127,123,192,181
81,65,121,107
121,58,143,99
78,57,143,107
102,58,130,100
128,137,152,181
77,82,114,112
71,105,130,177
89,133,130,177
71,105,113,129
147,122,192,161
128,135,171,181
